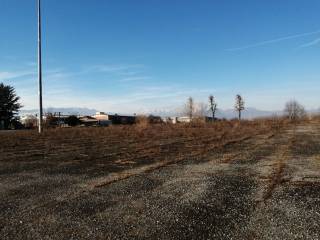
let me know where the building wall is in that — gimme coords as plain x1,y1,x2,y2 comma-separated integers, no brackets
93,112,110,121
93,112,136,125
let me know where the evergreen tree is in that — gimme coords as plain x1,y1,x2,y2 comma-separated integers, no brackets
0,83,22,129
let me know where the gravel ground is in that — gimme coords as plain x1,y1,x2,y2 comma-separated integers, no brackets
1,122,320,239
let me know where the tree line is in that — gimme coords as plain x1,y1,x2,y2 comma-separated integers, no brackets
0,82,311,130
185,94,245,121
184,94,306,121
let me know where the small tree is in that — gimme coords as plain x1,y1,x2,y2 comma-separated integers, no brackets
185,97,195,120
284,100,306,121
23,115,38,129
195,102,208,118
0,83,22,129
235,94,245,120
65,115,80,126
45,113,59,127
209,95,217,121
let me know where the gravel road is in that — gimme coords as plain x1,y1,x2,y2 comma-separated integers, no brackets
1,122,320,239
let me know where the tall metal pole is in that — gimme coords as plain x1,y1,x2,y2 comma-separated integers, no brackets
38,0,43,133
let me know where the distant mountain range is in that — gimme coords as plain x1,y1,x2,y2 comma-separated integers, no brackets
216,108,283,119
150,107,284,119
20,107,98,116
20,107,318,119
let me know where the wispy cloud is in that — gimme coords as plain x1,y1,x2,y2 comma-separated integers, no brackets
227,29,320,51
85,63,150,83
0,70,35,81
119,76,151,82
25,61,37,67
87,64,145,73
118,71,142,76
1,64,153,109
300,37,320,48
0,67,77,109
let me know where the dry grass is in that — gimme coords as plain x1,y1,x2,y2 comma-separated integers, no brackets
2,118,319,240
0,119,287,177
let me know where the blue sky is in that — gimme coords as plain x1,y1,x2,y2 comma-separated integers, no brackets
1,0,320,113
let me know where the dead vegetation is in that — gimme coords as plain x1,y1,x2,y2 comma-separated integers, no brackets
1,118,320,239
0,119,286,178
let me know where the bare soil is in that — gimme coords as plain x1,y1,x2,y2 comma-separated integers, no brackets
1,120,320,239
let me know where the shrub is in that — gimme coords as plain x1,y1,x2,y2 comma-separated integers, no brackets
65,115,80,126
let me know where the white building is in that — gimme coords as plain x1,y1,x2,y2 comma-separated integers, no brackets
93,112,110,120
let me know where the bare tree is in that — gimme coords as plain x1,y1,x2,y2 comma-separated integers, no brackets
284,100,306,121
185,97,195,120
208,95,217,120
22,115,38,129
195,102,208,117
235,94,245,120
45,113,58,127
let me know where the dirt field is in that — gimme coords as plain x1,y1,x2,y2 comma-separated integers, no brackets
1,120,320,239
